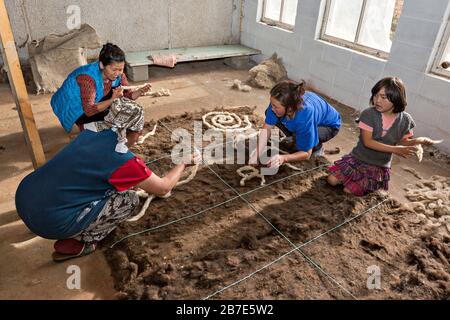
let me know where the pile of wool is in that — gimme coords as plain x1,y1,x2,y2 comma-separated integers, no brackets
404,175,450,233
247,53,287,89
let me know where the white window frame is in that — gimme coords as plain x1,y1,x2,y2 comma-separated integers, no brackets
320,0,401,59
261,0,296,31
431,17,450,79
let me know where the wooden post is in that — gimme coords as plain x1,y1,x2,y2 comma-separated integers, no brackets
0,0,45,168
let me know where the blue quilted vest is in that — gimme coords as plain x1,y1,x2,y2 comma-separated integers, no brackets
50,62,122,132
15,129,135,239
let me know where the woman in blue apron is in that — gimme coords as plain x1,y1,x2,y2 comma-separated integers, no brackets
250,80,341,168
51,43,151,133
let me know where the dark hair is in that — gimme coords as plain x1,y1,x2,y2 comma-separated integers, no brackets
370,77,407,113
270,80,306,114
99,43,125,66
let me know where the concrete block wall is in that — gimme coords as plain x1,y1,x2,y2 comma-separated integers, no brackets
242,0,450,152
2,0,242,61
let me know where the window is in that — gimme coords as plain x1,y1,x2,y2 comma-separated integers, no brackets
320,0,404,58
261,0,298,31
431,18,450,79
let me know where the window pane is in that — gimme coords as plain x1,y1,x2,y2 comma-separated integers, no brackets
441,22,450,66
264,0,282,21
443,49,450,65
325,0,364,42
281,0,298,26
358,0,398,52
434,20,450,72
440,41,450,69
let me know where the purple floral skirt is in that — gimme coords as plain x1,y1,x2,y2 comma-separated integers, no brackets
328,154,390,196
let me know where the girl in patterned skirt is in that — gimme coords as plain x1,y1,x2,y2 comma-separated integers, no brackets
327,77,437,196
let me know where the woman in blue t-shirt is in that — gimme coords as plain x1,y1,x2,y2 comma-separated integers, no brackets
250,80,341,168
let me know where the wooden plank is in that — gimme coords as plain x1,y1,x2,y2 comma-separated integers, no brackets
126,44,261,67
0,0,45,168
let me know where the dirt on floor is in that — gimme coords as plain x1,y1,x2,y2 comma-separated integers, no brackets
103,107,450,300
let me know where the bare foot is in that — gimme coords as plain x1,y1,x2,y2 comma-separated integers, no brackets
325,147,341,155
327,174,342,186
343,188,352,194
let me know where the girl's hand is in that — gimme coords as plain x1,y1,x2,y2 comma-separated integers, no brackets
416,137,442,146
394,145,418,158
267,154,286,168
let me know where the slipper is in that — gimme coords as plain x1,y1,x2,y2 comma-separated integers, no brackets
52,239,96,262
54,238,84,254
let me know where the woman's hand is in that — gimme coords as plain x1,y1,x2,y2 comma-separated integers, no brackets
112,87,124,100
130,83,152,100
394,145,418,158
266,154,286,168
183,151,202,167
137,83,152,96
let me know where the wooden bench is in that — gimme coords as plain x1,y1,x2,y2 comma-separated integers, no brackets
125,44,261,81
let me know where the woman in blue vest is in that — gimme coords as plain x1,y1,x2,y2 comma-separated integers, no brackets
15,100,196,262
250,80,341,168
51,43,151,133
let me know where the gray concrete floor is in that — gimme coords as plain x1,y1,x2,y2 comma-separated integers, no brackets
0,60,449,299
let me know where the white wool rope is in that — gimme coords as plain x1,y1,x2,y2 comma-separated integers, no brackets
121,84,171,97
190,111,311,190
202,111,252,132
202,111,271,187
234,131,305,186
415,139,444,162
237,166,266,186
137,124,158,145
416,144,423,162
201,111,305,184
127,195,155,222
128,164,199,222
237,149,305,187
121,83,151,91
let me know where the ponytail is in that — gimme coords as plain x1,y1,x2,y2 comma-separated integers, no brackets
99,43,125,66
270,80,306,114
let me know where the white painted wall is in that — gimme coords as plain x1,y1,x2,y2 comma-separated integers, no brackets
242,0,450,152
2,0,242,60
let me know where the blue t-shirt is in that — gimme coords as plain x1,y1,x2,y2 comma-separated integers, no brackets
265,91,341,152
